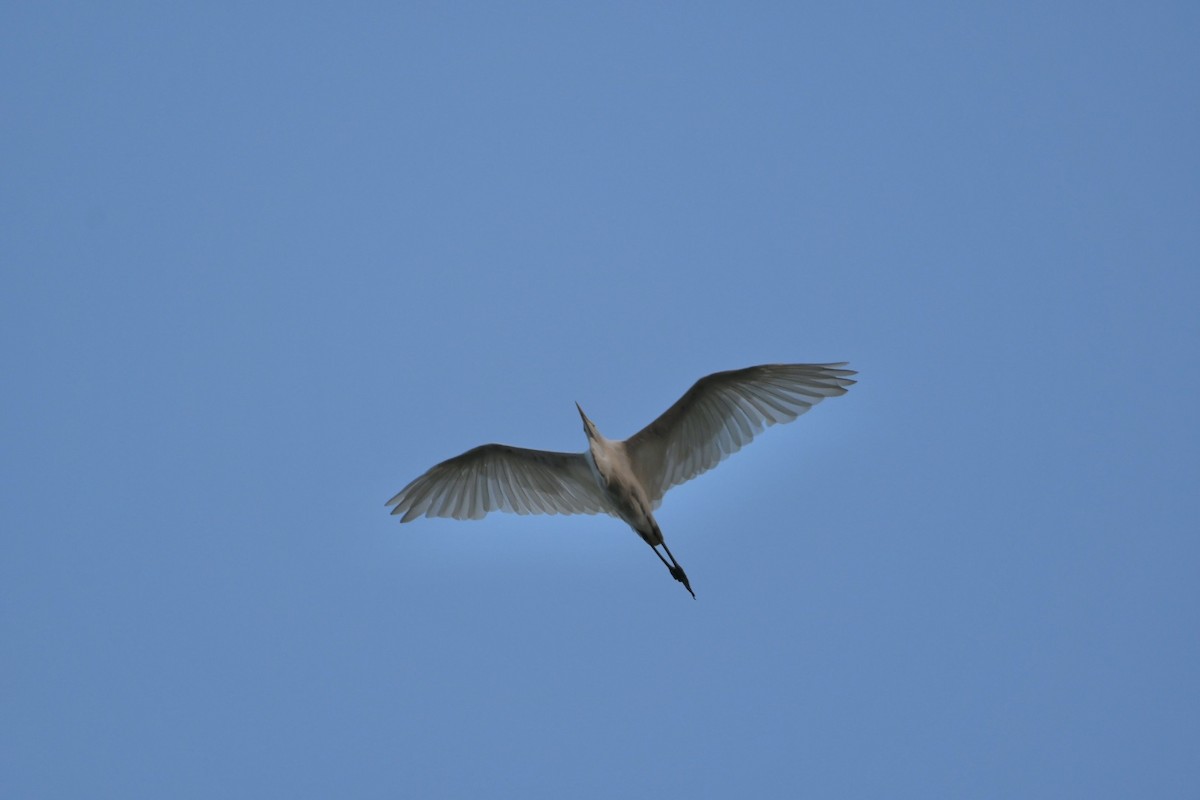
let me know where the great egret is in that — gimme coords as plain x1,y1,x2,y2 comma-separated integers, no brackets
387,363,856,597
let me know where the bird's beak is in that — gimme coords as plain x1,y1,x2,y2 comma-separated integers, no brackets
575,402,592,430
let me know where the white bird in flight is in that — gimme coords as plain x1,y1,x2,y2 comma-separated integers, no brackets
386,363,856,597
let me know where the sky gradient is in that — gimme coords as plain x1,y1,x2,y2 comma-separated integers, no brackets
3,4,1198,798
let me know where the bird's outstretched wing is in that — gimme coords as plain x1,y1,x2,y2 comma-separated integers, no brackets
625,363,856,505
386,444,609,522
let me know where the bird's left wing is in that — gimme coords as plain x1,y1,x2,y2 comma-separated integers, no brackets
386,444,609,523
624,363,856,505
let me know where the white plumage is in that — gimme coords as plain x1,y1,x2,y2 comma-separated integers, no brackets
387,363,856,597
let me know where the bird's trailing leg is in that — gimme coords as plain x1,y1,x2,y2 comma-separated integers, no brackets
650,541,695,598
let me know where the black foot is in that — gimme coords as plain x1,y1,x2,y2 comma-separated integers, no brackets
670,565,696,598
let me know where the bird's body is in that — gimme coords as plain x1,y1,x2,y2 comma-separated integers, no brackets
387,363,856,597
576,407,694,594
582,431,652,542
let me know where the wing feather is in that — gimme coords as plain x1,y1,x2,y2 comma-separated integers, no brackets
625,363,856,505
387,443,609,523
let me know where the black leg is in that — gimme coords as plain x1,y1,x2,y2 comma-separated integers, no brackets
658,542,695,599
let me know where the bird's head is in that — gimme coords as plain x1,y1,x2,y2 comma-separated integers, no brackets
575,402,599,440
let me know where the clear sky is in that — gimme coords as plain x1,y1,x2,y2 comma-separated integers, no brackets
3,3,1198,798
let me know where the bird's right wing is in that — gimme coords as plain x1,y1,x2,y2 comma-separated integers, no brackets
386,444,609,523
625,363,856,505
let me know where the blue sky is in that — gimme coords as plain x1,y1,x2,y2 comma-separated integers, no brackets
3,3,1198,797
